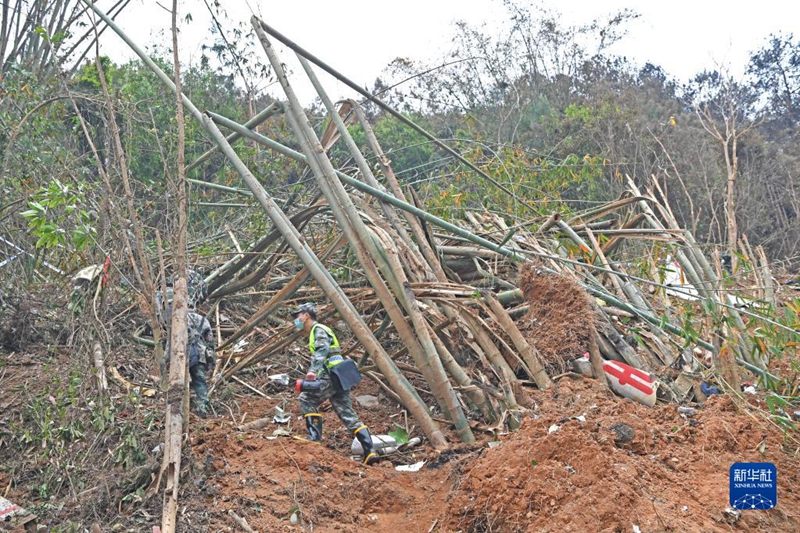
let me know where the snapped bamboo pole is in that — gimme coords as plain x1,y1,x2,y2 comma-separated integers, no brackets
482,291,550,389
257,26,472,443
219,234,346,351
584,226,627,300
350,100,448,282
428,325,497,421
460,310,521,430
292,96,415,261
566,195,649,226
207,204,323,294
536,213,561,236
186,101,284,173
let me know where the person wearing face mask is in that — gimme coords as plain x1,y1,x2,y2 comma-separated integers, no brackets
289,302,378,465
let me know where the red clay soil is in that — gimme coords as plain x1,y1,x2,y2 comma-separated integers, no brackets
445,378,800,533
183,388,452,532
516,263,596,372
180,376,800,533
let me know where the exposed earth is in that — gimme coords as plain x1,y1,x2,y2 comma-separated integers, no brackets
6,355,798,532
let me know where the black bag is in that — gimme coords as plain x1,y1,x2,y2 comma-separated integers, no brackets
329,359,362,391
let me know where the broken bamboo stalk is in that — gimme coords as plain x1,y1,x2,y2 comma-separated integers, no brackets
482,291,551,389
460,310,521,425
535,213,561,236
428,325,496,421
207,205,324,295
350,100,448,282
220,234,345,351
187,101,283,173
584,226,627,300
299,97,416,262
588,331,610,389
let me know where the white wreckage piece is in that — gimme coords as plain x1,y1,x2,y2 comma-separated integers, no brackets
662,256,756,308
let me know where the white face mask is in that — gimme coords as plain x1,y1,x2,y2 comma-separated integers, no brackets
294,316,304,330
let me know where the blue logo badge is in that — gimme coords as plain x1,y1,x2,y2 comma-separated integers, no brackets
730,462,777,510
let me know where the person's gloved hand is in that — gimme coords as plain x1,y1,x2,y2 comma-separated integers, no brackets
305,371,317,381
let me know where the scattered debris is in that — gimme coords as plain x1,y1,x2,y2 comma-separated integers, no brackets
352,434,398,456
396,461,426,472
677,406,697,418
571,353,594,377
0,495,36,531
272,404,291,424
610,422,635,444
723,507,742,524
267,373,289,387
603,360,657,407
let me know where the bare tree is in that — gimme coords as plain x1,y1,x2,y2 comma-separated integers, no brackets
690,69,756,269
160,0,189,531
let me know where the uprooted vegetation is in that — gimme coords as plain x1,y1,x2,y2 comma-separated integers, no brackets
2,0,800,531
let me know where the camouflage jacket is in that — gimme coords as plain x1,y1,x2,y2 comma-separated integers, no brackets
187,311,215,367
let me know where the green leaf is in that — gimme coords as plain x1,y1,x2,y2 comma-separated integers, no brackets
388,427,409,445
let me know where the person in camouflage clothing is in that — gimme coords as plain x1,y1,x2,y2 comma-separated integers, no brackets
187,310,215,417
157,270,215,418
290,302,378,465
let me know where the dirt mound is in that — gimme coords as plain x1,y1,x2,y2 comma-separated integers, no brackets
445,378,800,532
184,392,451,532
517,263,595,372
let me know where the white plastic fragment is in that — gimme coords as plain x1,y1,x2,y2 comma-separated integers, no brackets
395,461,426,472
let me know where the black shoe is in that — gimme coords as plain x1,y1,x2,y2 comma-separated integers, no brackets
354,426,378,465
303,413,323,441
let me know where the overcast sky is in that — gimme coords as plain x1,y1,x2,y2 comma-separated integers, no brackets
95,0,799,103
